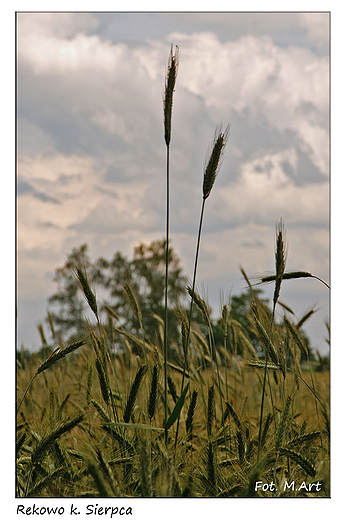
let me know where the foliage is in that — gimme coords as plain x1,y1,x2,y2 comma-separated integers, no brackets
46,240,200,356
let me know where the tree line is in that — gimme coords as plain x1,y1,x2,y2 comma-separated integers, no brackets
17,239,324,367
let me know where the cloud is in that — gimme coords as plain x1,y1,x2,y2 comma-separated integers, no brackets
299,12,330,52
217,147,329,227
17,12,99,40
171,31,328,175
163,12,329,53
17,13,329,353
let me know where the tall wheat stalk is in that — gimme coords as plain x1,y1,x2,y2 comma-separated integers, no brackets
174,123,230,453
257,219,286,464
163,44,179,446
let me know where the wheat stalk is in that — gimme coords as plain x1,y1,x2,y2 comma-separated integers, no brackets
167,375,178,404
174,126,230,453
207,385,215,438
123,365,147,424
203,124,230,200
206,441,217,496
186,389,198,439
221,304,229,397
280,448,316,477
273,219,286,316
164,44,179,147
148,364,159,422
275,396,292,454
31,413,84,465
96,446,119,496
123,279,147,363
257,219,286,464
222,400,242,431
254,271,330,289
163,44,179,447
17,336,86,415
71,262,99,322
87,457,110,497
95,358,110,406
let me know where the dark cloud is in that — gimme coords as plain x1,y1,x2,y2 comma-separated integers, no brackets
17,180,59,203
17,180,33,195
32,192,60,204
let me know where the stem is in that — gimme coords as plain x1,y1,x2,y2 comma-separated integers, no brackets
223,333,228,400
17,373,37,416
257,304,276,465
174,198,206,454
164,145,170,447
208,317,228,456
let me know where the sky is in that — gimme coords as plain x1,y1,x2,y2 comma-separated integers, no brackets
16,11,330,355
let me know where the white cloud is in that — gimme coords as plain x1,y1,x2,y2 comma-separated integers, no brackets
171,32,329,176
223,149,329,225
17,13,329,353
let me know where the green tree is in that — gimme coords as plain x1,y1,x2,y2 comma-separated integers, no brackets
94,239,189,346
46,240,193,353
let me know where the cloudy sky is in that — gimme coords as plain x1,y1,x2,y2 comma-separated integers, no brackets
17,11,330,355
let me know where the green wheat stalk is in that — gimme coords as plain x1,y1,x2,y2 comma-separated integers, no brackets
174,123,230,454
253,271,330,290
186,389,198,439
207,385,215,439
123,365,147,424
257,219,286,464
163,44,179,447
148,364,159,422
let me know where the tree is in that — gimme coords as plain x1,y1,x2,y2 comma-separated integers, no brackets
46,240,314,363
46,240,194,353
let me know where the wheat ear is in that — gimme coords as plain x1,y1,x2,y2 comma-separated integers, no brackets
207,385,215,439
203,123,230,200
186,389,198,439
164,44,179,147
148,364,159,422
123,365,147,423
17,336,86,415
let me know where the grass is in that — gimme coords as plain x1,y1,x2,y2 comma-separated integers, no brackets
16,44,330,498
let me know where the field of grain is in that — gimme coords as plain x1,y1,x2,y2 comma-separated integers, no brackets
16,304,330,498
